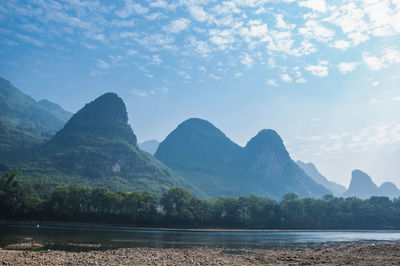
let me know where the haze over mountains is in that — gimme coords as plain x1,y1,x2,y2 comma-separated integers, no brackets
1,77,399,200
343,170,400,199
138,140,160,155
155,118,330,198
296,161,346,196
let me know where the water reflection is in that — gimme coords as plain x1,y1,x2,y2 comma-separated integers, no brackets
1,225,400,251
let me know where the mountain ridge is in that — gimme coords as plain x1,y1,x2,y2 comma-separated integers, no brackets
0,77,72,135
155,118,330,199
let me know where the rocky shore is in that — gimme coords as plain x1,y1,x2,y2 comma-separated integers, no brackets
1,242,400,265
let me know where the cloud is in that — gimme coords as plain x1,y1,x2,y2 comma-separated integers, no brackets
163,18,190,34
267,79,279,87
130,88,148,97
363,47,400,70
392,96,400,101
280,73,292,83
188,5,209,22
330,40,351,51
299,0,327,13
235,72,242,78
151,55,162,66
186,36,211,57
293,123,400,156
299,20,335,42
14,33,44,47
116,0,148,18
275,14,295,30
337,62,358,74
127,49,137,56
372,81,380,87
96,59,109,69
240,53,254,68
305,60,329,77
208,73,221,80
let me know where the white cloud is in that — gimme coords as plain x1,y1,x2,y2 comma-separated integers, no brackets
372,81,380,87
280,73,292,82
163,18,190,34
393,96,400,101
240,53,254,68
337,62,358,74
363,47,400,70
299,0,327,13
96,59,109,69
116,0,148,18
186,36,211,57
268,58,276,68
275,14,295,30
305,60,329,77
235,72,242,78
188,5,209,22
299,20,335,42
127,49,137,56
151,55,162,66
208,73,221,80
330,40,351,51
267,79,279,87
131,88,148,96
296,78,307,83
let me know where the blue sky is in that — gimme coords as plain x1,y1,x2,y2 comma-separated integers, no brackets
1,0,400,188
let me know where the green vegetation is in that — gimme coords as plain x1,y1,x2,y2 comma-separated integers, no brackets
0,77,71,135
0,92,203,196
2,171,400,229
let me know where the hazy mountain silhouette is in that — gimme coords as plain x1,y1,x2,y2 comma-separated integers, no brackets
0,77,71,135
379,182,400,199
155,118,330,198
138,139,160,155
344,170,381,199
296,160,346,196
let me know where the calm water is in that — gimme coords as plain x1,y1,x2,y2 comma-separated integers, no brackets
1,225,400,251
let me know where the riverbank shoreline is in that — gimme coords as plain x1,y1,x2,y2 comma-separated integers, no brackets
1,242,400,265
1,220,397,233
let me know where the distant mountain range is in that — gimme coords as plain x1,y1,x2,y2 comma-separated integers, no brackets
1,77,399,199
296,161,346,196
138,140,160,155
155,118,330,199
343,170,400,199
0,77,72,136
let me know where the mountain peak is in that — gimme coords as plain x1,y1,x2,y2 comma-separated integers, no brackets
155,117,239,170
52,92,136,145
244,129,286,156
344,169,381,199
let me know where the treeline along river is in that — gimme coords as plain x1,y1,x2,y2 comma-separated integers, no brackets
2,170,400,229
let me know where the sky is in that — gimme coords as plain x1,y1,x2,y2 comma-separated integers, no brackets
1,0,400,188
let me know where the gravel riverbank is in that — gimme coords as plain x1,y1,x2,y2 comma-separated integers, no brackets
1,242,400,265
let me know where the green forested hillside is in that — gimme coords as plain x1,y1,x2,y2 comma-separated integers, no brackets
1,93,203,196
0,77,72,135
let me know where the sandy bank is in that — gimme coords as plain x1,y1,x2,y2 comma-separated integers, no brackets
1,242,400,265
